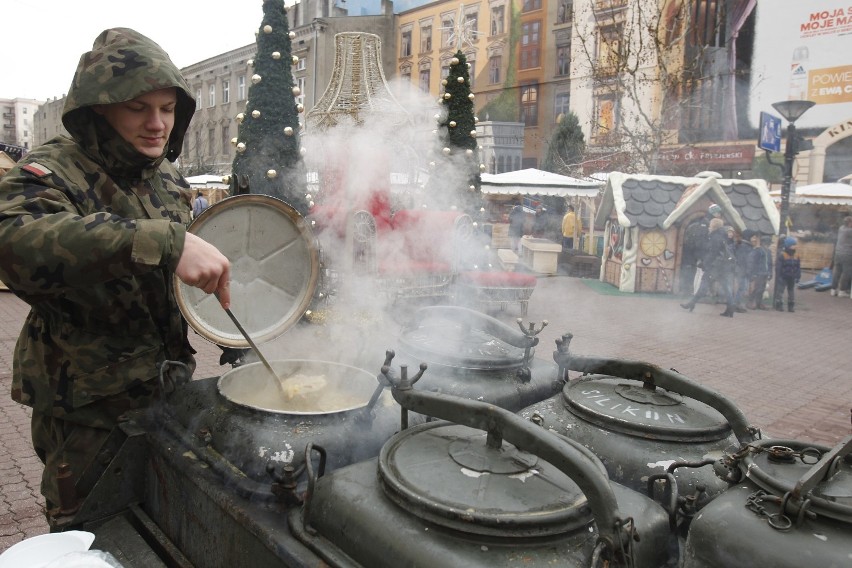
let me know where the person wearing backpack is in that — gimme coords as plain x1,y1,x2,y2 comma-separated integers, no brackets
775,236,801,312
680,218,737,317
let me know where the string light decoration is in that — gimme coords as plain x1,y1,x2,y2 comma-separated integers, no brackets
230,0,307,213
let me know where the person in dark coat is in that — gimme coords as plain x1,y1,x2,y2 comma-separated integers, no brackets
733,229,755,312
746,234,773,310
680,218,737,317
508,204,525,252
775,236,801,312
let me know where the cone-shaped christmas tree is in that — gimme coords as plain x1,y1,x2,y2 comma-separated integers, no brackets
436,49,483,213
231,0,307,214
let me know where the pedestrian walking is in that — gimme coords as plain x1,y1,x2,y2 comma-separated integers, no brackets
830,216,852,297
192,190,209,218
680,218,737,317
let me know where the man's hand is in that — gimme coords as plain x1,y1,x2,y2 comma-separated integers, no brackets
176,232,231,309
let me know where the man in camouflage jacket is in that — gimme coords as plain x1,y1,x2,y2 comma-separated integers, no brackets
0,28,230,513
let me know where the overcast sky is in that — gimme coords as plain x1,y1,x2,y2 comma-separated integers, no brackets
2,0,271,101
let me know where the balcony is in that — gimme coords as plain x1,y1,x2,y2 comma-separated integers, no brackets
593,0,628,14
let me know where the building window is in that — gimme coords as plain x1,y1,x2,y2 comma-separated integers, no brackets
489,56,501,84
441,64,451,80
420,25,432,52
520,21,541,70
522,0,541,12
595,95,618,138
491,6,504,35
401,30,412,57
195,88,202,110
419,69,431,93
598,24,624,73
208,128,215,156
556,46,570,76
297,57,307,71
520,84,538,127
466,12,478,36
554,92,570,119
296,77,306,106
208,84,216,107
222,80,230,104
557,0,572,24
221,125,230,154
441,16,454,48
238,76,246,100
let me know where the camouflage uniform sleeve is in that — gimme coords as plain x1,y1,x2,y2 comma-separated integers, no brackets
0,166,185,297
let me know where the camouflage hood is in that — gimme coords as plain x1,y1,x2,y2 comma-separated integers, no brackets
62,28,195,163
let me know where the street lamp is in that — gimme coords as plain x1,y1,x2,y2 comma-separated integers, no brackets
771,99,815,236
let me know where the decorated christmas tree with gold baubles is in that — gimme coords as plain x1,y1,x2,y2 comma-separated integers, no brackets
230,0,307,214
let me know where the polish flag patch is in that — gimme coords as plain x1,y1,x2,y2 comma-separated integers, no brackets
22,162,53,177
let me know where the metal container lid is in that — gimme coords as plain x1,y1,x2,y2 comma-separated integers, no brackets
398,307,531,370
175,194,319,348
378,422,593,538
563,375,731,442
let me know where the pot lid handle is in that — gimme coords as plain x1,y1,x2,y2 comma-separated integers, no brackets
553,337,757,445
793,433,852,501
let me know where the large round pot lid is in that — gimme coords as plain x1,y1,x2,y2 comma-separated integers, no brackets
378,422,593,538
563,375,731,442
175,195,319,348
398,308,530,370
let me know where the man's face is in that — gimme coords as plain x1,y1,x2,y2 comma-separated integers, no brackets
94,88,177,159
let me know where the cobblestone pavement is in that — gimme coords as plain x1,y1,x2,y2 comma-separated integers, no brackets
0,275,849,551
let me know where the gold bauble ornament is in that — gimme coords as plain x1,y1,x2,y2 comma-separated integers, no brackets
236,112,245,123
251,74,262,84
468,93,475,100
479,164,486,171
263,24,272,34
292,55,299,64
443,93,452,100
451,57,460,65
441,79,448,86
247,59,254,66
457,76,465,83
292,86,301,96
470,130,477,137
300,148,307,156
272,51,281,60
236,142,246,153
449,120,457,128
266,169,278,178
289,31,296,39
251,110,261,118
284,126,294,136
296,103,304,113
466,149,473,156
474,115,479,122
230,137,238,146
442,147,451,155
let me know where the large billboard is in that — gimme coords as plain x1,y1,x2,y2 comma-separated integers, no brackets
750,1,852,129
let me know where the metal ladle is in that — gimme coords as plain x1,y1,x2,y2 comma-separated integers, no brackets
215,292,288,397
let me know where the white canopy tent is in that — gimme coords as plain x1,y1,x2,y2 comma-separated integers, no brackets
768,183,852,205
480,169,603,253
